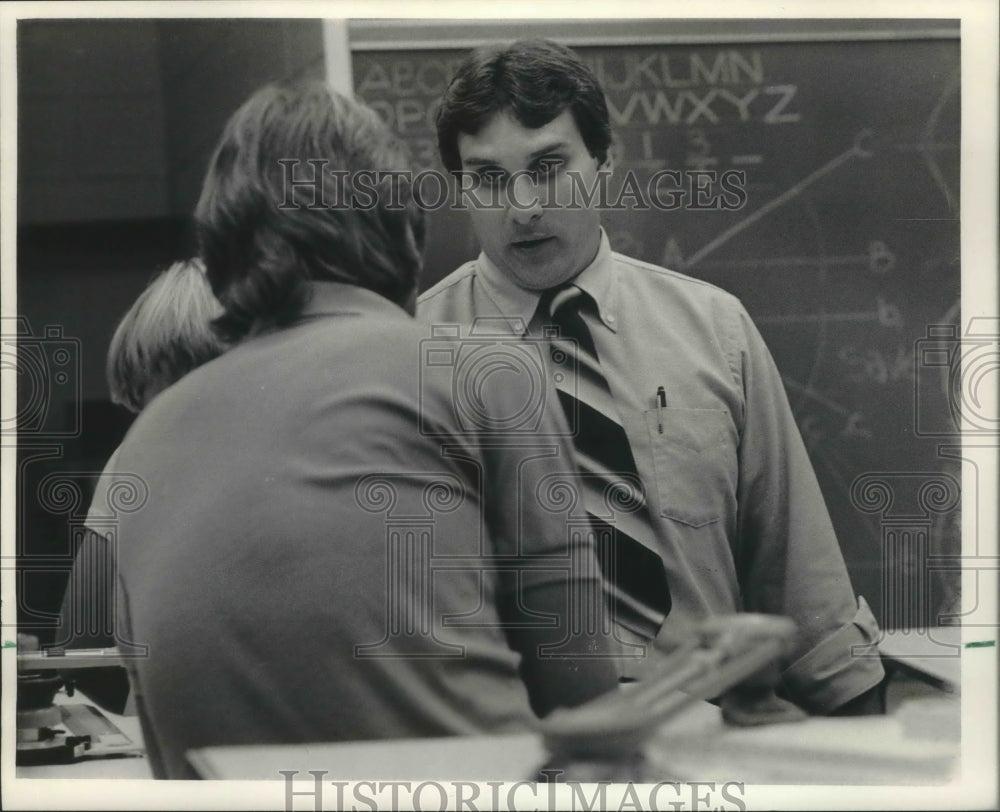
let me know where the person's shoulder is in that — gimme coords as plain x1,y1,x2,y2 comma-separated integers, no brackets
613,251,742,309
417,260,479,309
288,296,427,347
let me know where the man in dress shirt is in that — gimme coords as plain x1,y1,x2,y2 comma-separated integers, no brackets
418,39,885,715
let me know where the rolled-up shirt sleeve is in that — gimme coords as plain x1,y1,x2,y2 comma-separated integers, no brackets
730,303,885,713
781,595,883,712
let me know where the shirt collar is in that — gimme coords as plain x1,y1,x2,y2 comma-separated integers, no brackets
571,229,619,333
475,228,620,334
298,280,410,320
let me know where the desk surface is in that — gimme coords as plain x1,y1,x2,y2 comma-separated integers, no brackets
878,626,963,688
17,631,966,783
186,684,959,784
15,692,152,780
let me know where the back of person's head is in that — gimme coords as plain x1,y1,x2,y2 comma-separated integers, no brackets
107,258,228,413
195,79,426,342
436,39,612,173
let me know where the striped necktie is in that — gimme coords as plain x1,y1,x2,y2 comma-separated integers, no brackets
538,284,671,640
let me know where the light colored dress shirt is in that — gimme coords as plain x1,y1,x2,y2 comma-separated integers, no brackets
418,230,885,712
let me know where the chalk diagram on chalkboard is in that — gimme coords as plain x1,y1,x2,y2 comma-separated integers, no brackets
689,128,879,433
665,67,961,589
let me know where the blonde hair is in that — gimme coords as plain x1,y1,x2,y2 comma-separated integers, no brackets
106,259,228,413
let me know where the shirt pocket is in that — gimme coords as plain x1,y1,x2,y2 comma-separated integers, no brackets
643,407,735,528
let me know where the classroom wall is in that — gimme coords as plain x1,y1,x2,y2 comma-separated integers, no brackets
14,18,326,636
158,19,325,216
17,20,170,224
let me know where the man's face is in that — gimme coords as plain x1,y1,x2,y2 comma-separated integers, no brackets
456,109,610,291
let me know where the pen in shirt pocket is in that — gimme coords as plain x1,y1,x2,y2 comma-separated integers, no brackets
656,386,666,433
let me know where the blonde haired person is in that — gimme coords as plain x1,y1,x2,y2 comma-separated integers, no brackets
106,258,227,413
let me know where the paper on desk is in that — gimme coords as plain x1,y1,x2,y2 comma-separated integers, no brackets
649,699,959,785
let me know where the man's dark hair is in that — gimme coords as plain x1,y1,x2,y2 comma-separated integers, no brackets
436,39,612,173
195,79,426,342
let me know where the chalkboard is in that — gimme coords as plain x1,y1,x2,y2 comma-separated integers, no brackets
352,30,962,627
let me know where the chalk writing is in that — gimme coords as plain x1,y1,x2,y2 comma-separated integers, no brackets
606,86,799,127
838,344,914,385
582,50,764,90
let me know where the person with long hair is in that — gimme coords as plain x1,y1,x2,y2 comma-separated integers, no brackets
112,80,619,778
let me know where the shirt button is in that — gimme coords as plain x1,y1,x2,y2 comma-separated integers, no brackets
606,314,615,324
